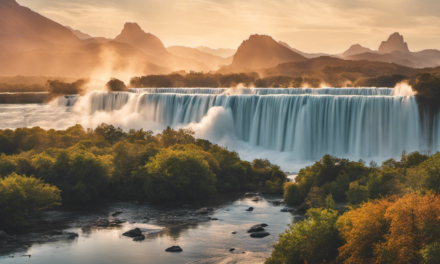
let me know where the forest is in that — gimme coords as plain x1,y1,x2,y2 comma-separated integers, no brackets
267,150,440,264
0,124,285,230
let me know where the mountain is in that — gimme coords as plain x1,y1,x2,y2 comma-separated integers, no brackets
229,34,307,69
66,26,93,40
342,44,374,57
261,56,415,80
278,41,328,58
413,49,440,66
379,32,410,53
195,46,236,58
0,0,80,50
167,46,233,70
114,23,167,57
344,52,415,68
114,23,209,72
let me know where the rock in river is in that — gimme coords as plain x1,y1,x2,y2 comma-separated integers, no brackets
111,211,123,217
133,235,145,241
247,225,265,233
246,207,254,211
281,208,294,213
250,232,270,238
165,246,183,252
122,228,143,238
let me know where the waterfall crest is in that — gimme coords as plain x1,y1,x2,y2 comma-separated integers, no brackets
71,89,432,160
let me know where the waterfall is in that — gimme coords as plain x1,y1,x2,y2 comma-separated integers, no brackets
129,87,394,96
70,89,433,161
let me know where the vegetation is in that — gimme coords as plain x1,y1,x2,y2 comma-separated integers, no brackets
0,173,61,230
106,78,128,92
46,79,89,95
412,73,440,110
267,150,440,264
0,124,285,230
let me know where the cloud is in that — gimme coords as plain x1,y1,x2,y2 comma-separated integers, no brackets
40,2,134,38
19,0,440,53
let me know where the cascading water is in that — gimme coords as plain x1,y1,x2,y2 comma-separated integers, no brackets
68,88,434,163
129,87,394,96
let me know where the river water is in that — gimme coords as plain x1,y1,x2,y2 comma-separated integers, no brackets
0,194,298,264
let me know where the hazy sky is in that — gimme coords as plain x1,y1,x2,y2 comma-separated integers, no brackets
17,0,440,53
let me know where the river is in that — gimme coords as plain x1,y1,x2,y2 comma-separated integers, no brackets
0,194,299,264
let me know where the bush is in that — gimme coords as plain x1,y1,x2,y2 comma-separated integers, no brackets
136,147,217,202
0,173,61,230
266,208,340,264
106,78,127,91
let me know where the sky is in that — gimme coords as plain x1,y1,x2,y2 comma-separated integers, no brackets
17,0,440,53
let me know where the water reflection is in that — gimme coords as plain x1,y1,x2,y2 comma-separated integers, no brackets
0,194,296,264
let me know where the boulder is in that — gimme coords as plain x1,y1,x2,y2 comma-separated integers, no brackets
281,208,294,213
165,246,183,252
247,225,265,233
122,228,143,238
229,248,235,252
111,219,126,225
133,235,145,241
246,207,254,211
211,218,218,221
269,200,283,206
250,231,270,238
260,223,268,227
231,231,236,234
297,203,311,213
111,211,123,217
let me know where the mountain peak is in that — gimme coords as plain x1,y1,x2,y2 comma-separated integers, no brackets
379,32,410,53
0,0,19,6
122,22,143,33
342,44,373,57
114,22,167,56
231,34,307,69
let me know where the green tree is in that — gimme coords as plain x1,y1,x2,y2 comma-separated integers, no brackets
0,173,61,230
137,148,217,202
266,208,340,264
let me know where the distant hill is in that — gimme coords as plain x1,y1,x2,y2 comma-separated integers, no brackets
278,41,328,58
167,46,233,70
379,32,410,53
114,23,209,72
66,26,93,40
339,33,440,68
0,0,80,50
345,52,416,68
195,46,236,58
342,44,374,57
228,34,307,70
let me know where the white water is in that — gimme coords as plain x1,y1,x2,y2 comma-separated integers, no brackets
129,87,394,96
2,87,436,171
